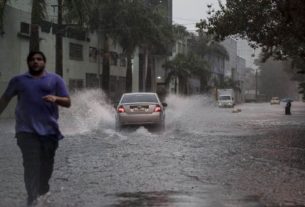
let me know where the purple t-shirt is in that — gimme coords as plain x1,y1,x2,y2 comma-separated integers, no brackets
3,71,69,140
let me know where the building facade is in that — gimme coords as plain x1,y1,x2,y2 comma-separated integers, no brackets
0,3,127,117
221,37,247,103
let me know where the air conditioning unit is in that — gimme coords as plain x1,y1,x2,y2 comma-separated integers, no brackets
17,22,30,38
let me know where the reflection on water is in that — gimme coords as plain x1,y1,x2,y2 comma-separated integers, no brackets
106,191,265,207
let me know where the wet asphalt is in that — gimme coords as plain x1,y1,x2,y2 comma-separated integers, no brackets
1,92,305,207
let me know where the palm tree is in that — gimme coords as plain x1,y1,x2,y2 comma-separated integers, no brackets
187,54,210,92
141,5,174,91
189,32,229,60
188,32,229,89
88,1,123,93
56,0,63,76
116,1,146,92
0,0,46,51
29,0,46,51
64,0,120,92
116,0,174,92
163,24,191,94
0,0,8,35
163,54,192,94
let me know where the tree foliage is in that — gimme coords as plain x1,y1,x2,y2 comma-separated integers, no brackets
63,0,174,93
199,0,305,61
164,25,230,94
188,32,229,60
114,0,173,92
163,54,192,94
199,0,305,98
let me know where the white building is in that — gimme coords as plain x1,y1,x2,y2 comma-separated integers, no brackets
221,37,247,103
221,37,237,78
0,3,128,117
1,1,175,117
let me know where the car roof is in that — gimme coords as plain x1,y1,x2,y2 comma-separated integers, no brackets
119,92,160,103
122,92,157,95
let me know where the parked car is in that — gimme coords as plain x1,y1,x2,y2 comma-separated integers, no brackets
270,97,280,104
115,92,167,131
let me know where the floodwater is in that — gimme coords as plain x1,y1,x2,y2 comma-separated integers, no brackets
1,89,305,207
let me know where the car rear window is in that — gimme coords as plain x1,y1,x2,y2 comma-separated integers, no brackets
121,94,158,103
219,96,231,100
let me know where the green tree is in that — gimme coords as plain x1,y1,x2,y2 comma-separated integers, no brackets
0,0,46,51
142,3,174,92
64,0,123,93
188,32,229,91
56,0,63,76
116,1,150,92
29,0,46,51
0,0,8,34
114,0,174,92
163,54,191,94
189,32,229,62
198,0,305,98
188,54,210,92
199,0,305,60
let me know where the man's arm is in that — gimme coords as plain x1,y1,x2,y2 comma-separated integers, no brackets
0,96,12,114
42,95,71,108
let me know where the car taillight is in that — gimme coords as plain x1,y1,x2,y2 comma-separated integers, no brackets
154,104,162,112
118,106,125,113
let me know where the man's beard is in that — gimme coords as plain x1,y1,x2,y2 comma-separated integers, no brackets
29,67,44,76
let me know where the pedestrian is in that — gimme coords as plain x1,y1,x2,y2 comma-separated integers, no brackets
0,51,71,206
285,100,291,115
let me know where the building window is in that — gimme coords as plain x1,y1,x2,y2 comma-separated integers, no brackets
69,43,83,61
40,21,52,33
66,27,86,41
86,73,101,88
110,52,118,66
119,54,126,67
20,22,30,34
69,79,83,91
89,47,97,62
172,44,177,53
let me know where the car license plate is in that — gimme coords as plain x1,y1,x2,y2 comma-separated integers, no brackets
131,105,148,112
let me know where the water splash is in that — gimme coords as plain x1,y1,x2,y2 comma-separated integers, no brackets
59,89,115,135
165,94,221,133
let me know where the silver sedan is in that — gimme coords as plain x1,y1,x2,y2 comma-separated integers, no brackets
115,92,167,131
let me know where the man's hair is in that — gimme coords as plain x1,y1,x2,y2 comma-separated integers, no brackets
27,51,47,63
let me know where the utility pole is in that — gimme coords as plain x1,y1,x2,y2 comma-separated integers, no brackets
97,28,101,88
55,0,63,76
255,69,258,102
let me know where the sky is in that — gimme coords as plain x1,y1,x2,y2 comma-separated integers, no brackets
172,0,224,32
173,0,259,69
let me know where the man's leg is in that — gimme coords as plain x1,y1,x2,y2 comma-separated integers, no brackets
16,134,42,205
39,138,58,196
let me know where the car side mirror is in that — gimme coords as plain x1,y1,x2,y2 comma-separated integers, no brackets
162,102,168,107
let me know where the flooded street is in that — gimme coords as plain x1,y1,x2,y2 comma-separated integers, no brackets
1,90,305,207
